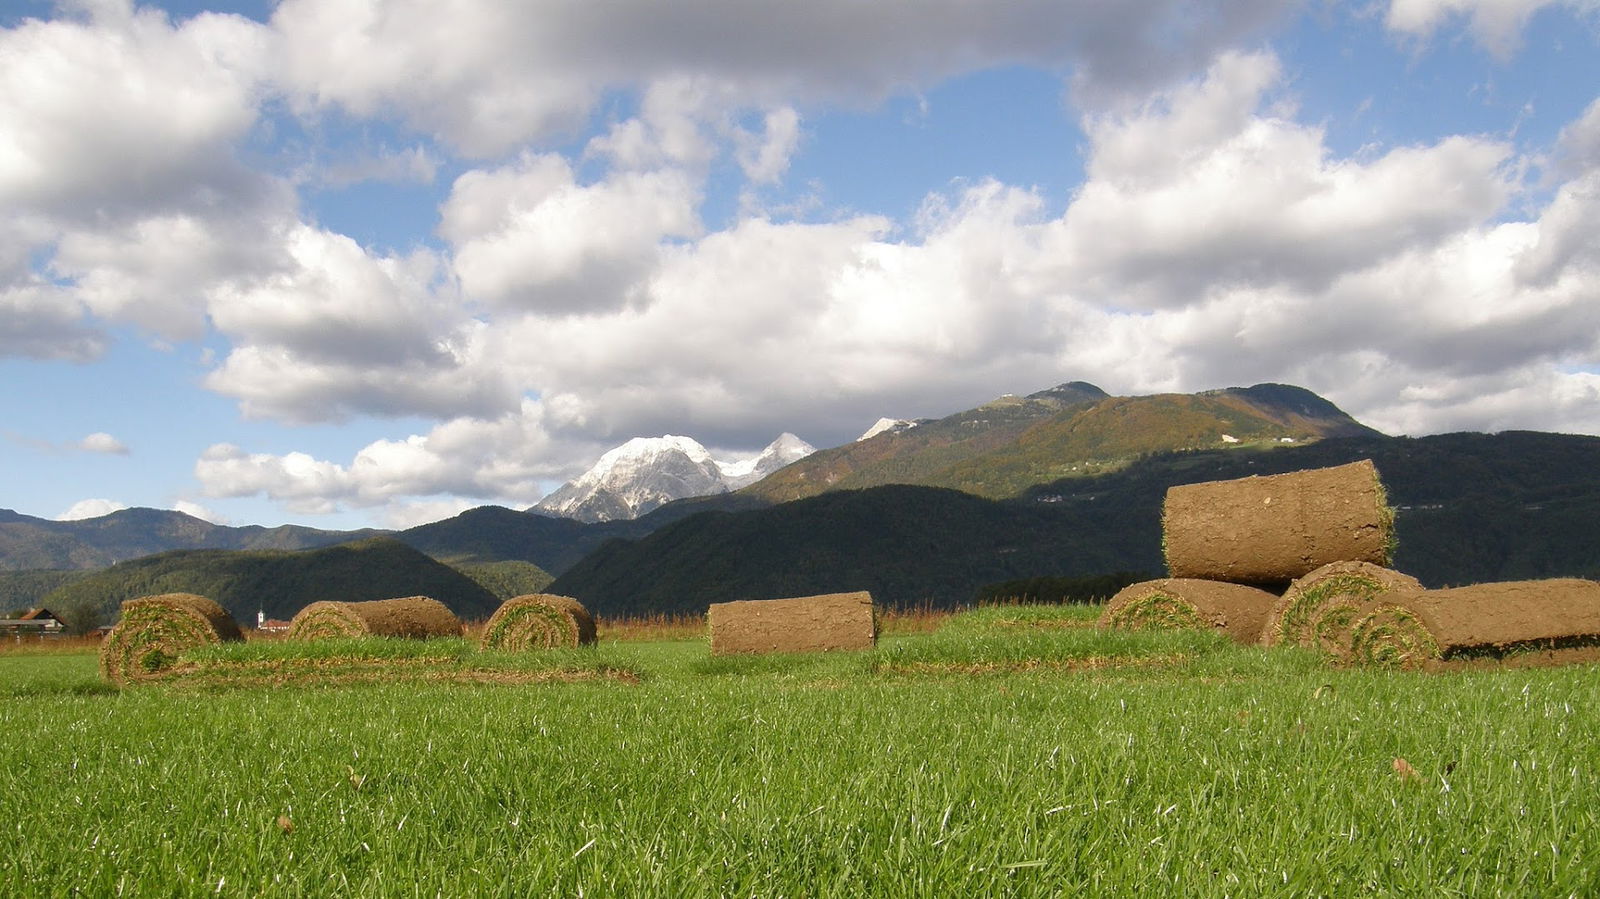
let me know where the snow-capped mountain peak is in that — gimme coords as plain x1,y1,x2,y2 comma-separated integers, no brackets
718,432,817,488
536,433,816,522
858,417,919,441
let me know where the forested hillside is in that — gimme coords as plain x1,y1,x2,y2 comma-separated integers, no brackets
43,538,502,630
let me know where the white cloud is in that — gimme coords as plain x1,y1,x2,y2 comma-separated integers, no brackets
379,498,483,530
320,145,440,188
734,107,802,184
57,498,128,521
441,153,700,314
172,500,226,524
78,432,129,455
1553,97,1600,179
1051,52,1516,309
0,1,274,219
208,226,454,367
269,0,1294,155
0,1,289,348
202,226,514,423
0,283,105,361
194,399,593,513
52,213,288,342
1385,0,1600,56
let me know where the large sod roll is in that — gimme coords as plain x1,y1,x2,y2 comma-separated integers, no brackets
1162,459,1395,586
1099,578,1279,644
708,591,877,655
286,596,463,641
480,594,597,651
1347,579,1600,669
99,593,243,685
1264,561,1422,655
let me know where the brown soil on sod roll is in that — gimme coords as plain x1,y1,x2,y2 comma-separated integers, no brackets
1348,579,1600,670
1098,578,1278,644
99,593,243,685
708,591,876,655
1163,459,1394,586
480,594,597,651
1265,561,1422,654
286,596,463,641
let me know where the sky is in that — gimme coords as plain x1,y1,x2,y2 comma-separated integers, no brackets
3,0,1600,531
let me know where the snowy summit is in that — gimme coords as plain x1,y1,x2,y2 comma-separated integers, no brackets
535,434,816,522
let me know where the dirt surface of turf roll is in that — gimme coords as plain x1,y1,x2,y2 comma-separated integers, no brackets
1265,561,1422,654
1348,579,1600,669
708,591,876,655
1162,459,1394,586
1099,578,1279,644
286,596,463,641
480,594,597,651
99,593,243,685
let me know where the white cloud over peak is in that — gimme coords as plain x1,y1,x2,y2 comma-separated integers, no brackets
172,500,226,524
57,498,128,521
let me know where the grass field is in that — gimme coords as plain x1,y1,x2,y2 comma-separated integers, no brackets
4,606,1599,897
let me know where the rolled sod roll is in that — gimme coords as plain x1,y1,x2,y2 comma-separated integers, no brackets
1264,561,1422,654
480,594,597,651
1163,459,1395,586
708,591,876,655
1348,579,1600,669
286,596,463,641
99,593,243,685
1099,578,1278,644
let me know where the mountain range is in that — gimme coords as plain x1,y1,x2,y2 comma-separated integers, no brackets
8,380,1600,625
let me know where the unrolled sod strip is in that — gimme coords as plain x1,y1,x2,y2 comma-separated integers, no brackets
286,596,463,641
1162,459,1395,586
1265,561,1422,655
1099,578,1279,644
480,594,597,651
99,593,244,685
1348,578,1600,669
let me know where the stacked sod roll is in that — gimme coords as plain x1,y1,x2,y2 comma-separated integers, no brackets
1348,579,1600,669
480,594,596,651
1098,578,1279,644
99,593,243,685
1163,459,1395,586
287,596,462,641
1265,561,1422,657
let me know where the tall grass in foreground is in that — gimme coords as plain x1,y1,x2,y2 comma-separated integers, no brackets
3,608,1599,896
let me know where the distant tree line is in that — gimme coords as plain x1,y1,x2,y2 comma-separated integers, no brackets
973,572,1151,606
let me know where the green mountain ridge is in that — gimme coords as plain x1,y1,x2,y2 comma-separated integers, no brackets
741,382,1378,503
41,537,503,630
0,507,383,572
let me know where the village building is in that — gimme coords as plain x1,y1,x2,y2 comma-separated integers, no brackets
0,608,68,641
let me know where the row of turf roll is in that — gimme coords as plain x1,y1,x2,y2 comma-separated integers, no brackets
100,592,597,684
1102,459,1600,668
